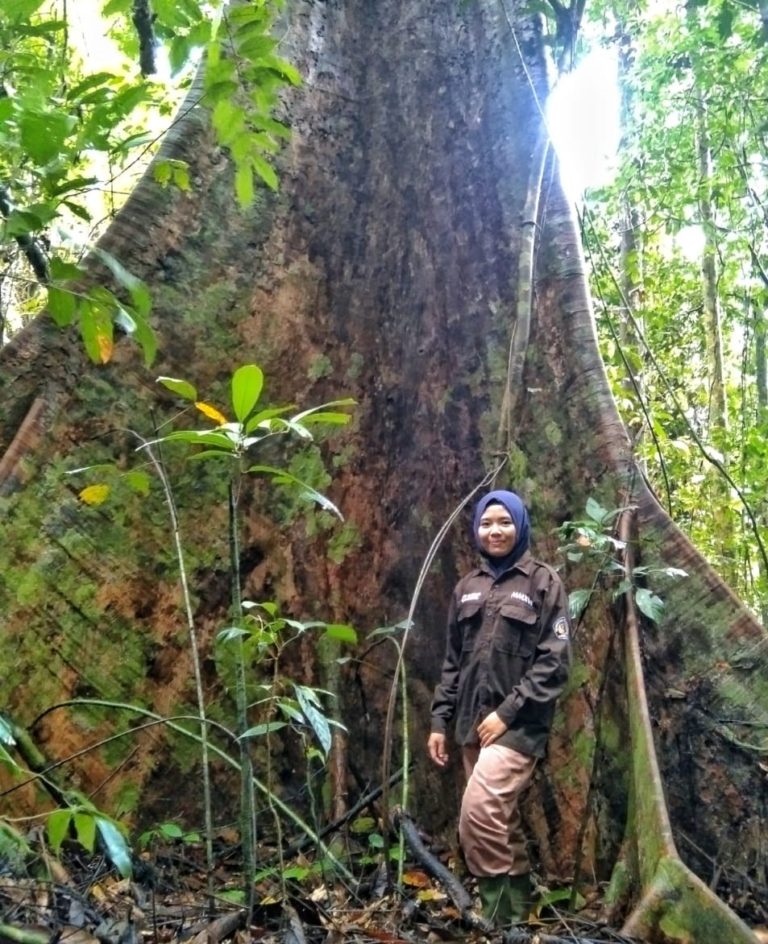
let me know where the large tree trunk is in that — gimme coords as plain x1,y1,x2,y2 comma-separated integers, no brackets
0,0,765,937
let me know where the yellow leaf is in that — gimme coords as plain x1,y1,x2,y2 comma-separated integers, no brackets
97,331,113,364
195,401,227,425
402,870,430,888
416,888,445,902
79,484,110,506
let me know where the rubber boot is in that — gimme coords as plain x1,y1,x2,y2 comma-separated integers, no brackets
477,875,511,926
477,873,533,927
506,872,533,923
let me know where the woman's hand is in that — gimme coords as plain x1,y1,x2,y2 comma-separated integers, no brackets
477,711,507,747
427,732,449,767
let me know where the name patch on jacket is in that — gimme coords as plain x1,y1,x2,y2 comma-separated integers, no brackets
460,592,482,603
509,591,534,608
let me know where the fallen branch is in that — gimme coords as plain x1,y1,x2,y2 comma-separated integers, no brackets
393,808,490,932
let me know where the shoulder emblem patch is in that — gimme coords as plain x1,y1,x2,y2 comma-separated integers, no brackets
553,617,570,640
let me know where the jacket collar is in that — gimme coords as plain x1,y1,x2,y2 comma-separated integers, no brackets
476,550,534,580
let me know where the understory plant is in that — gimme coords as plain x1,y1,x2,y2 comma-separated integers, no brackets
0,364,357,901
557,497,687,623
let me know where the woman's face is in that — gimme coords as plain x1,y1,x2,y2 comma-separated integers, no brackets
477,503,517,557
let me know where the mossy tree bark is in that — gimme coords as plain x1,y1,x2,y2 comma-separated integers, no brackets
0,0,765,936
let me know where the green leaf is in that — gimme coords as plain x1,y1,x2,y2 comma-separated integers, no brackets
299,412,352,427
46,286,77,327
236,36,278,60
635,588,665,623
585,497,609,525
157,376,198,401
244,404,294,433
159,822,184,839
46,810,72,853
124,470,151,496
231,364,264,422
74,812,97,852
568,588,592,619
0,743,19,771
322,623,358,644
49,258,86,281
0,718,15,746
247,464,342,519
20,109,75,165
95,817,132,878
294,684,331,756
218,626,250,642
235,162,254,207
251,153,278,191
350,816,377,834
240,721,288,738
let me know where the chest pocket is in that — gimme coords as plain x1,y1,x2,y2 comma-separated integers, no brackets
496,602,538,656
458,600,483,652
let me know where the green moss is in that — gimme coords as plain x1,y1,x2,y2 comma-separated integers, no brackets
544,421,563,447
328,522,362,565
560,659,591,698
308,353,334,381
346,352,365,381
331,443,357,470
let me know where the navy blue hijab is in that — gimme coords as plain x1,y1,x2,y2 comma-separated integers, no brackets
472,489,531,576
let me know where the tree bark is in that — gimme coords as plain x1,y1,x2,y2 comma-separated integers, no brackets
0,0,765,936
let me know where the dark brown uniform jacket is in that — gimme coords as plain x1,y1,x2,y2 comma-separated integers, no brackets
430,551,571,758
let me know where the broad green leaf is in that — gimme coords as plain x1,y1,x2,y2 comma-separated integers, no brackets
0,718,15,745
568,588,592,619
49,258,86,280
46,810,72,853
231,364,264,422
635,588,665,623
79,300,114,364
247,465,342,519
244,405,294,433
157,376,198,401
251,153,278,192
240,721,288,738
46,286,77,327
159,823,184,839
235,162,254,207
237,36,278,60
291,398,356,422
350,816,377,834
158,429,236,449
94,247,143,293
0,743,20,771
74,812,96,852
322,624,358,644
661,567,688,579
20,109,75,165
218,626,250,642
585,497,609,525
294,684,331,756
95,817,132,878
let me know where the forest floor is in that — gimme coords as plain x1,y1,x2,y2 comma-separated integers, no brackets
0,825,647,944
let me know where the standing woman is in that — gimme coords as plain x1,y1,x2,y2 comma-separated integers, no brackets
427,489,571,926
